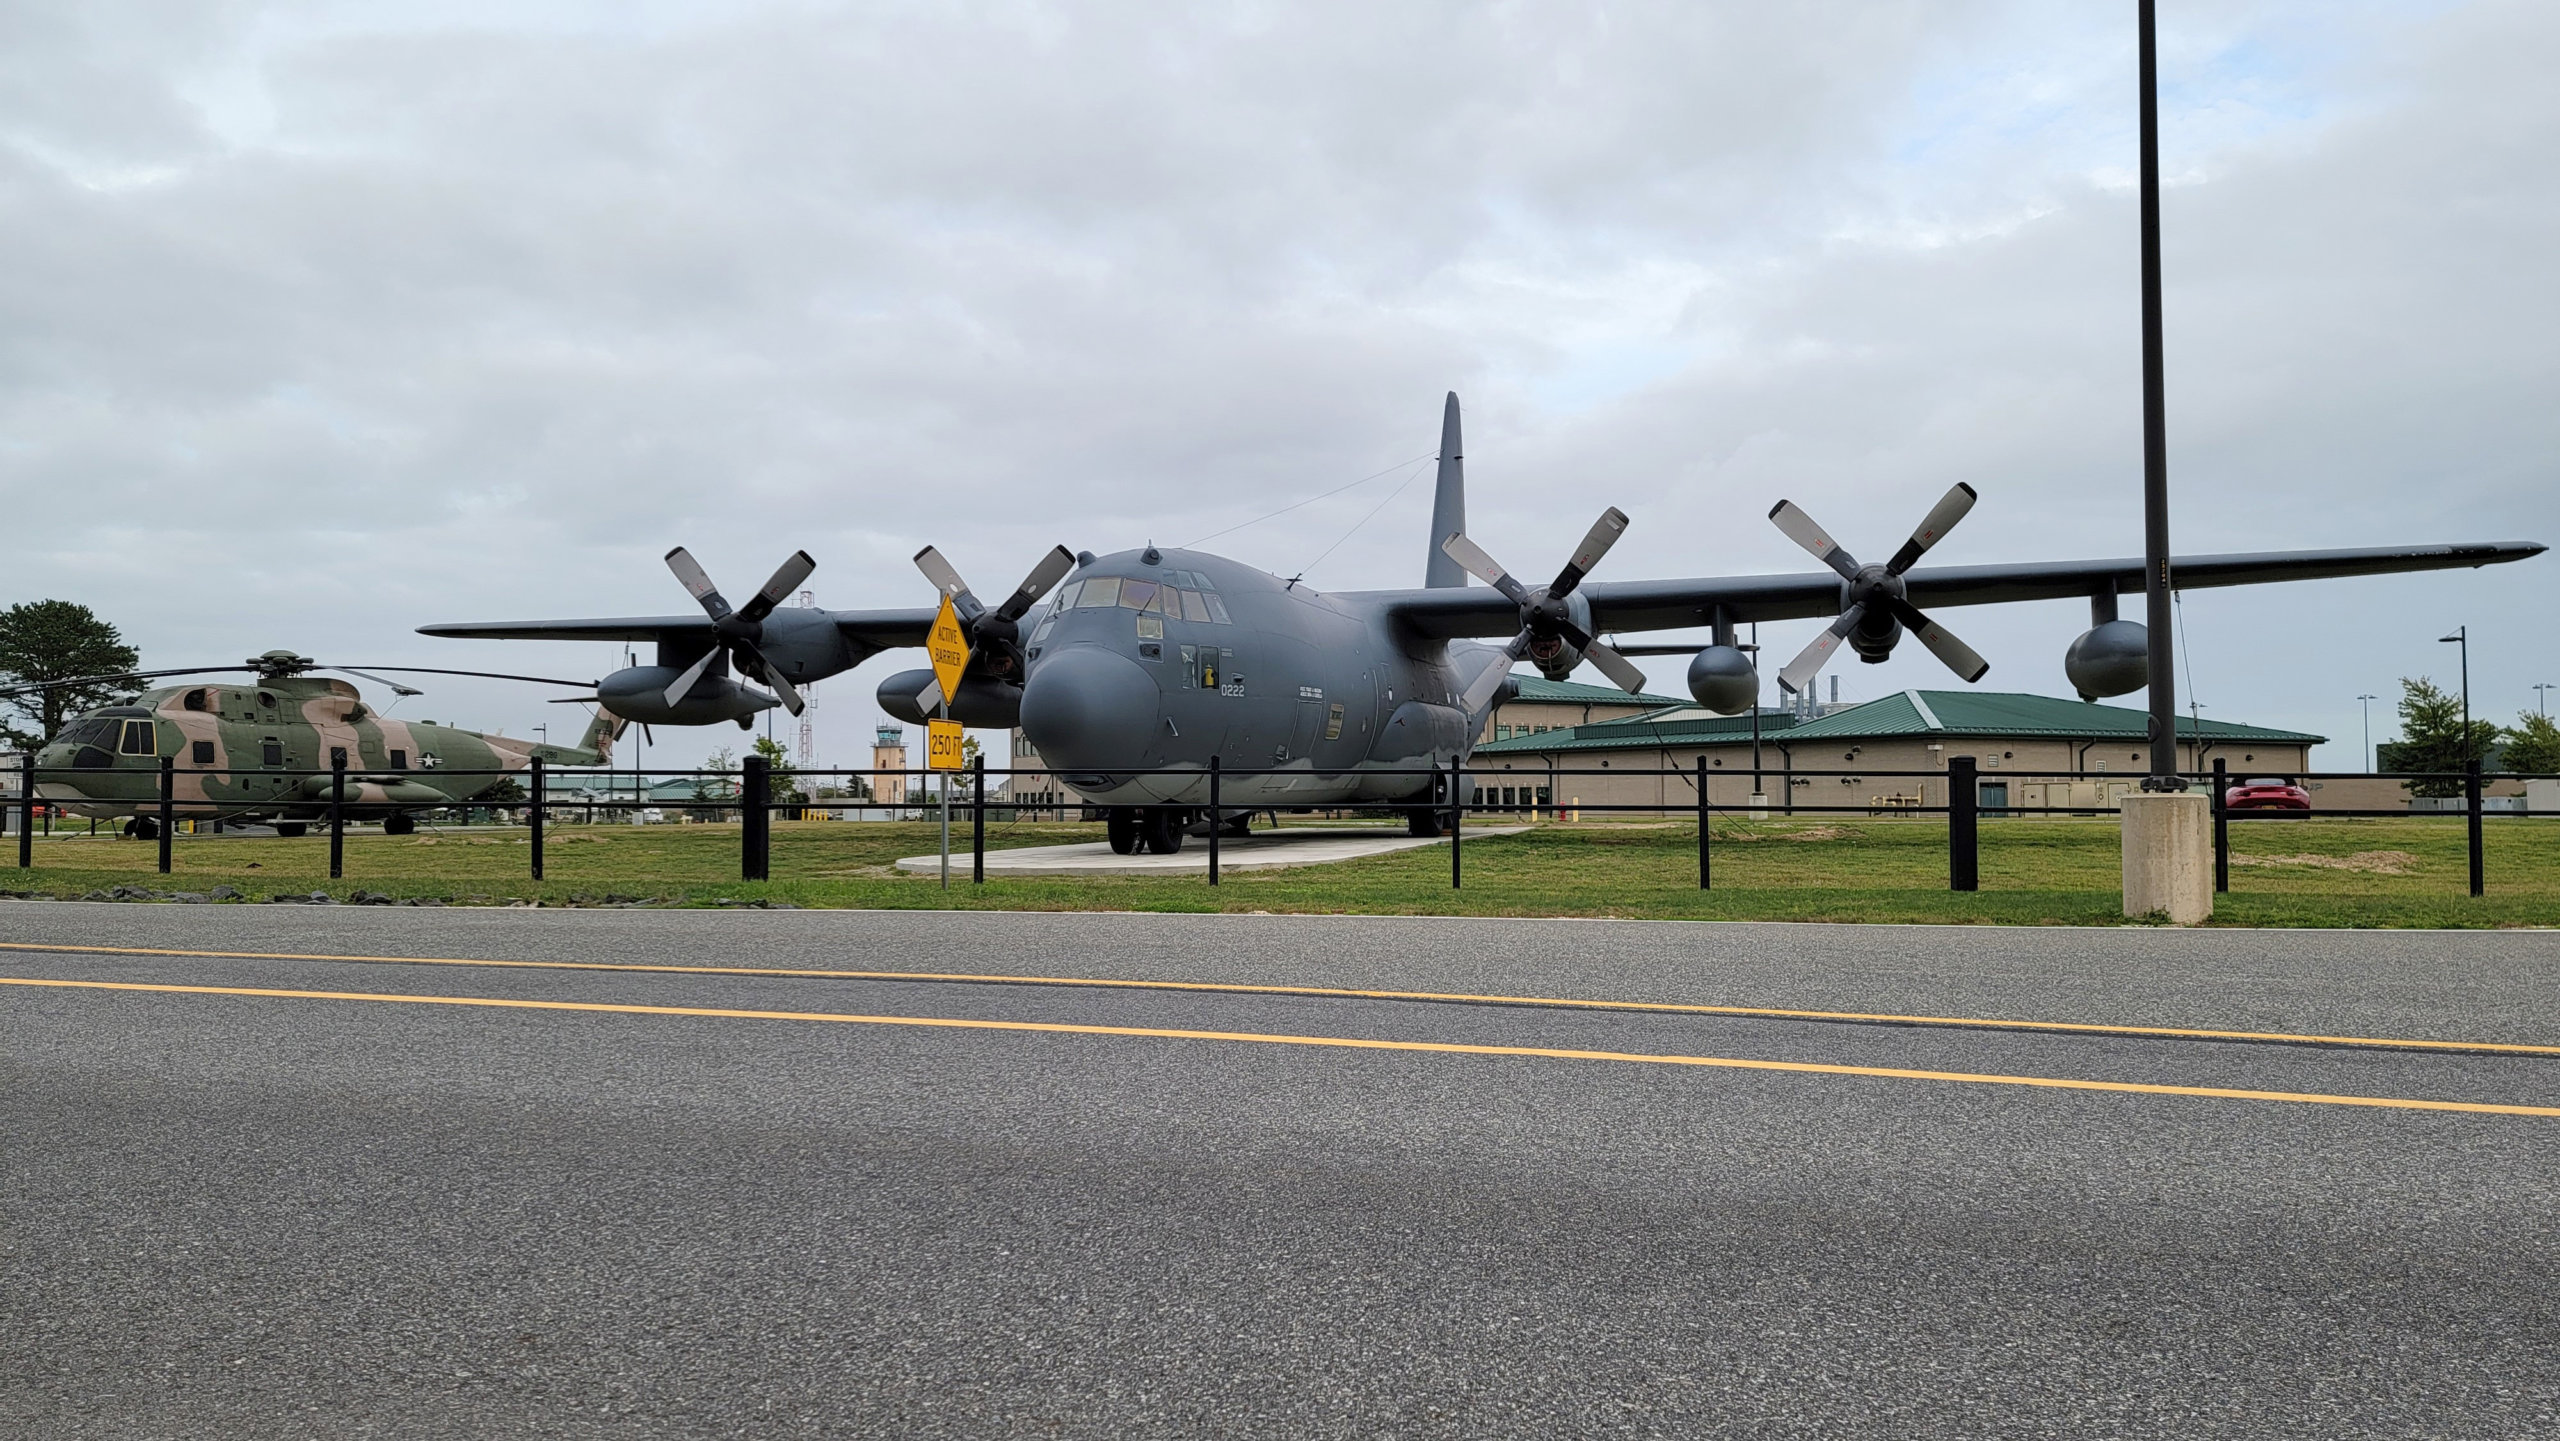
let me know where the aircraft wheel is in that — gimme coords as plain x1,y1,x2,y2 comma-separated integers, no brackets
1105,808,1139,855
129,817,159,841
1220,812,1252,838
382,814,416,837
275,822,308,839
1405,805,1444,839
1140,808,1186,854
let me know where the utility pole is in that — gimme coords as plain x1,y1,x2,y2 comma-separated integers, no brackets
2137,0,2181,792
2356,693,2379,773
2534,681,2553,718
2440,627,2471,764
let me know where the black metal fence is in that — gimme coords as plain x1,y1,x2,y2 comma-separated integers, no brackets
6,750,2550,898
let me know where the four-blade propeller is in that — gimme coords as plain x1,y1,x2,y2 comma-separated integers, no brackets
1441,508,1649,711
1766,483,1989,694
659,547,818,715
912,543,1078,686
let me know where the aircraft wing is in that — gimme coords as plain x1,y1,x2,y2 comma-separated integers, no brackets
416,608,941,649
1359,540,2545,640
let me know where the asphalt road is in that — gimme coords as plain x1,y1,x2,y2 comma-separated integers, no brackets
6,905,2559,1438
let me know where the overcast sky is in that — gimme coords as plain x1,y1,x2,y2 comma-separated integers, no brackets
4,0,2552,771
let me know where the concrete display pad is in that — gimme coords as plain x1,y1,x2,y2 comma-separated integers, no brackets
897,825,1531,876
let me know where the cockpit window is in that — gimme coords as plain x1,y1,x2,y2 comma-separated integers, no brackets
1117,580,1158,611
1076,577,1121,608
1178,589,1212,623
118,720,157,756
1203,592,1232,624
1051,580,1082,610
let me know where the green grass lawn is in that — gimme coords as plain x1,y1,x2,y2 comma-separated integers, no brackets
5,814,2556,927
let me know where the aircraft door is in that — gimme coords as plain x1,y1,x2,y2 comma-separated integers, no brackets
1288,695,1324,764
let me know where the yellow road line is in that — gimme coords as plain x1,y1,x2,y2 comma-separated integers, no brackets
2,939,2554,1059
4,975,2556,1118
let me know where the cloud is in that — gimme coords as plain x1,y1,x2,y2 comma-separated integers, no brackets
0,0,2550,767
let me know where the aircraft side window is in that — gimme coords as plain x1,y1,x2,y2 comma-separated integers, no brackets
183,688,208,712
191,740,215,765
390,749,408,770
118,720,157,756
1029,613,1057,647
1052,580,1082,610
1078,577,1120,608
1202,593,1232,625
1135,615,1164,640
1179,645,1197,687
262,740,284,767
1325,703,1343,741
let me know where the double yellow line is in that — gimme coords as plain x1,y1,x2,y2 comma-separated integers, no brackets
4,966,2556,1119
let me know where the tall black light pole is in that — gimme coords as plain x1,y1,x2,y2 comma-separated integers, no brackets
2440,627,2470,763
2357,692,2379,772
2138,0,2182,791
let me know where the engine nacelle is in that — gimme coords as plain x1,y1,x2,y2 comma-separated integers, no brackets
597,666,776,727
1523,590,1595,680
1685,645,1759,715
2064,620,2149,700
876,668,1025,729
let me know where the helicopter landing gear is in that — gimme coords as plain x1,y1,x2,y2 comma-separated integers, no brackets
382,814,416,837
125,816,159,841
274,822,307,838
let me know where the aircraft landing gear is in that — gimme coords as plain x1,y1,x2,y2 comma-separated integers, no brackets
1405,804,1444,839
126,816,159,841
382,814,416,837
275,822,307,838
1137,807,1186,855
1105,808,1140,855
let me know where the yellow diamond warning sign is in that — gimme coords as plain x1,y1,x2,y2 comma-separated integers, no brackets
926,594,971,711
927,718,966,772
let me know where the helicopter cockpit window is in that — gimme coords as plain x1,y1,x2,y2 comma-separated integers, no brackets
117,720,157,757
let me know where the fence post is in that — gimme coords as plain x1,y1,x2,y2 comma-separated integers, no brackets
328,753,346,881
529,757,545,881
2212,757,2229,894
2467,757,2485,898
742,755,769,882
1207,755,1221,887
971,755,985,885
1697,756,1710,890
1948,755,1978,892
1449,756,1463,890
158,758,175,874
17,753,31,869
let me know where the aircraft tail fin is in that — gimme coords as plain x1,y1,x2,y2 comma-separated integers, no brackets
544,708,629,765
1424,391,1468,588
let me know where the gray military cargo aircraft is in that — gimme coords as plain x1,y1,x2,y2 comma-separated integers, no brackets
423,393,2543,853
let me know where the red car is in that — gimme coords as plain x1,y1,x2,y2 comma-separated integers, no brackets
2224,778,2312,814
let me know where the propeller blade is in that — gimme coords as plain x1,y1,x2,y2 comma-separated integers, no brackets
1439,532,1533,606
1549,507,1630,597
995,545,1079,621
1777,603,1863,694
1886,597,1991,683
1581,640,1649,694
326,665,599,688
661,647,721,710
665,547,734,622
906,673,944,715
732,641,805,715
1768,501,1862,581
1885,483,1978,575
737,549,818,624
329,667,424,697
1462,633,1534,712
912,545,984,620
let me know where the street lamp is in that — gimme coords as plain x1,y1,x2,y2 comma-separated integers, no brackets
2356,693,2379,773
2535,681,2554,718
2439,627,2471,765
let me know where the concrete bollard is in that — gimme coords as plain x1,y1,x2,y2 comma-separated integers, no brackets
2121,791,2212,924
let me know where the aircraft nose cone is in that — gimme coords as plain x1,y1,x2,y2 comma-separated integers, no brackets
1020,645,1160,773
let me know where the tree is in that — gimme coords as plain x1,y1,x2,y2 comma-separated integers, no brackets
751,735,804,805
2376,676,2502,796
2504,712,2560,776
0,600,141,749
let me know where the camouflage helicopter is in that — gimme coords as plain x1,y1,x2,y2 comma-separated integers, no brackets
11,650,617,838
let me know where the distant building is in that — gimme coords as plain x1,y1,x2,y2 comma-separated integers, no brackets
872,724,909,808
1480,675,1687,744
1470,690,2326,817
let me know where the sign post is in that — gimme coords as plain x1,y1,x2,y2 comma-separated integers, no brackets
925,595,973,889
